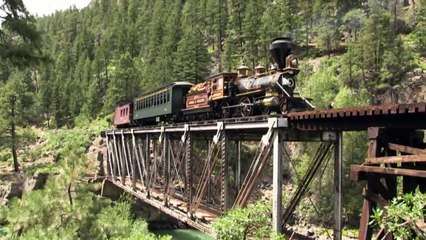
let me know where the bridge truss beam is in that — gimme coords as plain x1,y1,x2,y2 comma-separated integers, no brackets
103,117,343,239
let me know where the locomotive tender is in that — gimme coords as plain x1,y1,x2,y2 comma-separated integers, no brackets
114,37,313,127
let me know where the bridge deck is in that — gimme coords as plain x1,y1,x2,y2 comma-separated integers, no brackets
104,103,426,135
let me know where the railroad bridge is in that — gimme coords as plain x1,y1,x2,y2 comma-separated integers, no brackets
102,103,426,240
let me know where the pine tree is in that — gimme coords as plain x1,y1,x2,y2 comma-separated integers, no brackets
140,0,167,89
174,0,210,83
222,37,239,72
228,0,247,55
154,0,183,86
260,1,284,66
242,0,264,68
207,0,228,72
126,0,142,57
175,27,210,83
103,52,140,113
51,51,72,127
38,63,54,126
361,4,392,84
81,76,103,119
0,69,35,171
412,0,426,54
0,0,41,65
314,3,340,56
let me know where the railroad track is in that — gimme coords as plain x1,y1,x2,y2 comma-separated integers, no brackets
105,103,426,133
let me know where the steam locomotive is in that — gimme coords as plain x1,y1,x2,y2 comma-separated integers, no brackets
114,37,313,127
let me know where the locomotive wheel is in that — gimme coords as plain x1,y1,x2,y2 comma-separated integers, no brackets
240,97,253,117
220,102,231,119
260,106,270,115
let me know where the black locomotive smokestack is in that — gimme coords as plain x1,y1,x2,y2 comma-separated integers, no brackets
269,37,292,70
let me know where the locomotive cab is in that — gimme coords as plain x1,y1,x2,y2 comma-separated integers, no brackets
183,72,237,120
209,73,238,101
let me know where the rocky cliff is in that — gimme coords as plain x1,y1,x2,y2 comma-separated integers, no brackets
375,68,426,104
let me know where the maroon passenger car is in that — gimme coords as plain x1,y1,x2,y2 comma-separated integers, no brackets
114,102,132,126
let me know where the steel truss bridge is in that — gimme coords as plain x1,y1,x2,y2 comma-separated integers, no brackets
102,103,426,240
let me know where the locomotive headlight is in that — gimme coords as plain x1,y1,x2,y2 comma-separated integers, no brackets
281,76,295,88
291,57,299,68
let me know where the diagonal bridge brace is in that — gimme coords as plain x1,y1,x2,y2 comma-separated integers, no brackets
233,118,284,208
190,122,224,215
164,124,190,204
281,142,333,225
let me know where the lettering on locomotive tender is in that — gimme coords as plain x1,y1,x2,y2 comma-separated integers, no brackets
188,99,206,105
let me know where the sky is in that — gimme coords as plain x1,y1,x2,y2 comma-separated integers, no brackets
23,0,91,16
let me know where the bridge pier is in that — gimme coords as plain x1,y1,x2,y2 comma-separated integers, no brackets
334,131,343,240
145,134,150,198
220,130,229,212
272,127,283,232
162,132,170,206
185,130,193,218
236,141,241,191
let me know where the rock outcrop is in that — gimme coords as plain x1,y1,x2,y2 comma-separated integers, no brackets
87,136,107,177
0,171,49,205
375,68,426,104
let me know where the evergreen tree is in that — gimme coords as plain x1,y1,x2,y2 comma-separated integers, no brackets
222,37,239,72
0,69,35,171
411,0,426,55
260,0,289,66
103,52,140,113
228,0,247,55
174,0,210,83
140,0,167,89
207,0,228,71
126,0,142,57
0,0,41,65
154,0,183,86
360,4,393,85
175,27,210,83
281,0,299,39
81,76,103,119
242,0,264,68
314,3,340,56
37,63,54,126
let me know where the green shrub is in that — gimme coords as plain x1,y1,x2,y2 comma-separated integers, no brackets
371,190,426,239
213,199,285,240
